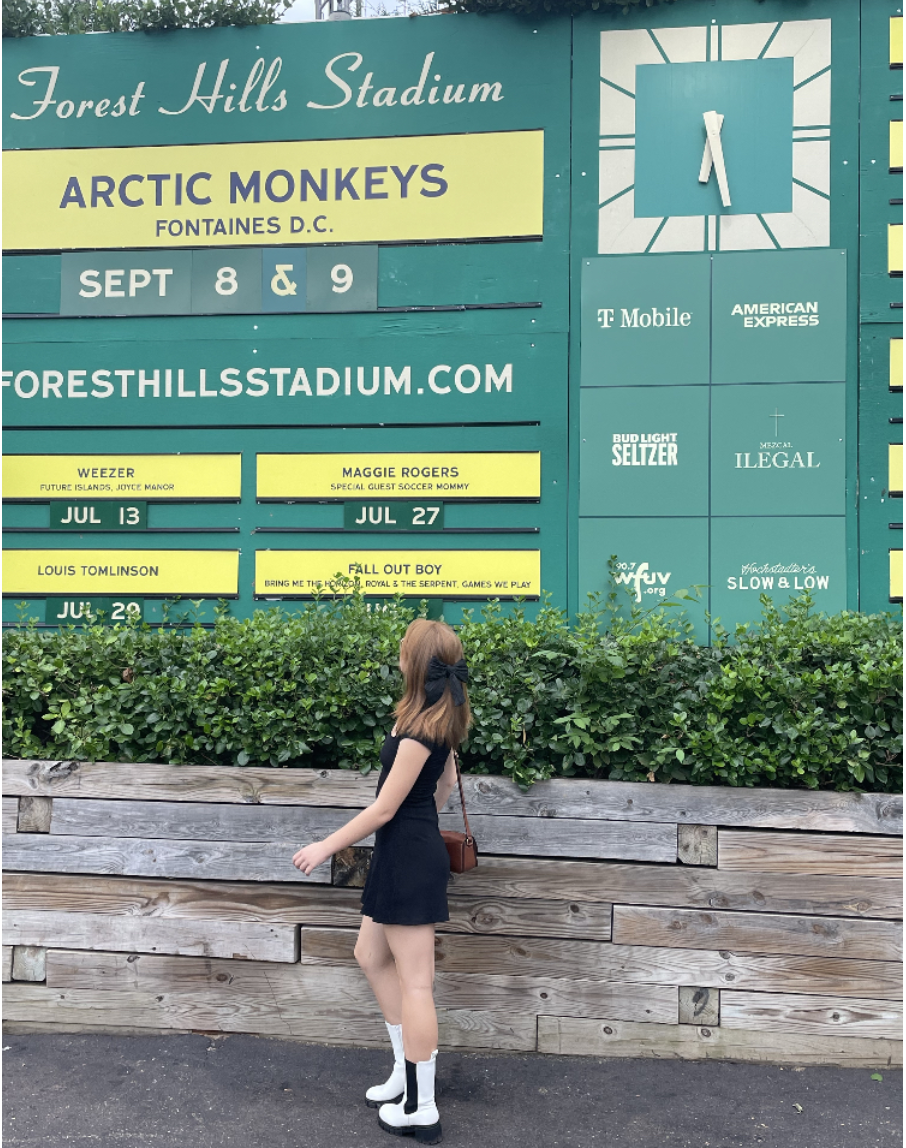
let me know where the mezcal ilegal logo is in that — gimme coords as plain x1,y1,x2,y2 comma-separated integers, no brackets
734,409,821,471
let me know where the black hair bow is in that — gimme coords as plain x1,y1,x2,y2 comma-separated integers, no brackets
424,656,469,707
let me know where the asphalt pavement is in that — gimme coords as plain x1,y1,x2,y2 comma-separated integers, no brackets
1,1032,901,1148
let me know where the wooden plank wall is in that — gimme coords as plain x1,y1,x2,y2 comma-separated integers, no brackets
2,758,903,1066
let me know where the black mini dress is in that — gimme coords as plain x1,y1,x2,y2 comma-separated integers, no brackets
360,729,451,926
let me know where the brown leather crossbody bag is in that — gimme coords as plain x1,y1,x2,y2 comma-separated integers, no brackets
440,750,478,873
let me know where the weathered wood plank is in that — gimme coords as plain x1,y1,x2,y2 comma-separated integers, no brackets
447,857,904,919
2,946,12,982
0,873,612,942
718,830,903,878
2,797,19,836
537,1016,903,1066
3,910,297,962
17,796,52,833
8,757,899,834
2,758,376,807
50,798,374,846
48,797,674,862
8,864,901,926
721,991,904,1041
612,905,903,962
678,987,719,1026
299,927,904,999
437,813,676,862
677,825,717,866
1,983,533,1051
11,946,46,983
47,950,676,1024
1,834,331,884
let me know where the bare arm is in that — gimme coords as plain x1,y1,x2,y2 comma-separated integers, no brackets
292,738,431,875
435,750,458,811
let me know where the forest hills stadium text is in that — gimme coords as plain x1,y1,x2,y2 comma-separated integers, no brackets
2,364,514,400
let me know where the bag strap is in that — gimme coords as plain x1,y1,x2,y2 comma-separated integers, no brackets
452,749,473,843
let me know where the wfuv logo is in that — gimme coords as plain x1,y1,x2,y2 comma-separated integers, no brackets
726,563,830,592
613,561,671,602
734,408,820,471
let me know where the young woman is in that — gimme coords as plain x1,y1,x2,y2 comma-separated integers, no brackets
292,617,471,1145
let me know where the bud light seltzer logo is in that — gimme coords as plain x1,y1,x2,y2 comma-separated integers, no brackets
614,561,672,602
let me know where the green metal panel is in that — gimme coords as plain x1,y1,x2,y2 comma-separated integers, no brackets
710,516,847,631
858,0,903,615
710,383,846,516
570,0,863,629
579,386,709,517
711,250,847,384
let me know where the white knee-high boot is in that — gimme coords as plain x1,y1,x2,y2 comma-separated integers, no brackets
378,1050,441,1144
366,1022,406,1108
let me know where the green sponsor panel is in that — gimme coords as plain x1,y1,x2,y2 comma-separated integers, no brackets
45,596,143,625
579,386,709,516
191,248,261,315
2,312,559,428
344,501,444,531
710,516,847,631
634,58,793,219
577,516,709,640
261,249,307,313
711,250,847,384
51,500,148,530
61,251,192,317
306,246,378,312
710,383,846,517
581,254,710,387
3,255,60,314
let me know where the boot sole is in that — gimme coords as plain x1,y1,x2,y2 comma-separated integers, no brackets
366,1093,403,1109
378,1116,442,1144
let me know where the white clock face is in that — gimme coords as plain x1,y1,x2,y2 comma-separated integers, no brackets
598,20,831,254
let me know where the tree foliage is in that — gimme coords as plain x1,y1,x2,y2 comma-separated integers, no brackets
3,576,901,794
3,0,291,38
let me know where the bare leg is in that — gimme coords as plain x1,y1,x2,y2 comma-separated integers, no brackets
383,923,437,1063
355,915,402,1026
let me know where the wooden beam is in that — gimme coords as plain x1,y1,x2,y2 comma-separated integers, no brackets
47,797,676,862
537,1015,903,1066
3,909,298,962
10,946,46,983
2,946,12,983
718,830,903,878
46,950,676,1025
446,857,903,919
49,798,375,846
612,905,903,962
8,757,899,834
299,927,904,998
678,986,719,1026
2,834,332,884
2,797,18,836
2,758,376,807
677,825,718,866
0,874,612,942
1,982,534,1051
721,991,904,1041
18,796,52,834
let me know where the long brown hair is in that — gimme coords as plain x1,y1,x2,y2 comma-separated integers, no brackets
395,618,471,749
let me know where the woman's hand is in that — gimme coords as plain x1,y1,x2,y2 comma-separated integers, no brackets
292,841,332,875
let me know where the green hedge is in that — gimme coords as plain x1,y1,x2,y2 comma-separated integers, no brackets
2,585,901,792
